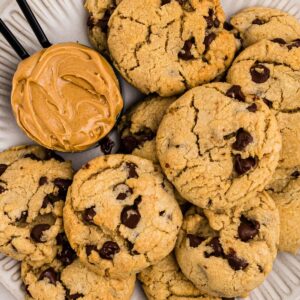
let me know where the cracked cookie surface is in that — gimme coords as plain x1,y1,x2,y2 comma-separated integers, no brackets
156,83,281,211
22,234,135,300
63,154,182,278
118,95,176,163
0,145,73,267
138,253,223,300
229,6,300,48
175,192,279,298
85,0,123,54
227,39,300,252
107,0,236,96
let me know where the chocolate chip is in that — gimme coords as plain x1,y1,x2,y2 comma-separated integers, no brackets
30,224,51,242
272,38,286,45
0,164,8,176
205,237,224,258
121,206,141,228
99,137,114,155
136,127,155,142
226,249,248,270
134,195,142,206
258,265,263,273
238,215,260,242
56,239,76,266
204,32,216,51
250,64,270,84
24,153,41,161
56,232,66,245
68,293,84,299
0,186,6,194
234,155,257,176
226,85,245,102
161,0,171,5
159,210,166,216
178,37,195,60
232,129,253,151
86,245,98,256
224,22,234,31
83,207,96,224
39,176,48,186
247,103,257,112
126,240,139,255
291,170,300,178
287,39,300,50
54,178,72,198
17,211,28,223
114,183,133,200
42,193,60,208
204,9,214,29
126,162,139,178
119,136,139,154
252,18,265,25
39,267,59,284
99,241,120,259
224,132,236,140
187,234,205,248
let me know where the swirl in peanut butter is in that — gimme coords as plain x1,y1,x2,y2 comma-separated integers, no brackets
11,42,123,152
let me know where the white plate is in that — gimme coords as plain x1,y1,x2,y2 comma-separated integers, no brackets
0,0,300,299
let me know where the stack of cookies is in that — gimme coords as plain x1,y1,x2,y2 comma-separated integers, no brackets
1,0,300,299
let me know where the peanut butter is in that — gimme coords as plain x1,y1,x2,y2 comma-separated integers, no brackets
11,42,123,152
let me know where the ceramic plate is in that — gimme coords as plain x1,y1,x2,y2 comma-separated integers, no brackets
0,0,300,299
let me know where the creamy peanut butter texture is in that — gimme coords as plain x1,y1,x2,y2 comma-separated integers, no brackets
11,42,123,152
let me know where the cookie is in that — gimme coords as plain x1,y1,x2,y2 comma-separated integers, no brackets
156,83,282,211
229,6,300,48
63,154,182,278
22,234,135,300
107,0,236,96
118,95,176,163
85,0,123,54
0,146,73,266
139,253,225,300
175,192,279,298
227,39,300,252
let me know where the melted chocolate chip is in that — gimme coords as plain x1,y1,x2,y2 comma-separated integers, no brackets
0,186,6,194
232,129,253,151
272,38,286,45
214,18,220,28
205,237,224,258
119,136,140,154
24,153,41,161
226,85,245,102
234,155,257,176
134,196,142,206
126,240,139,255
54,178,72,198
39,176,48,186
247,103,257,112
99,137,114,155
0,164,8,176
99,241,120,260
250,64,270,84
121,206,141,228
136,127,155,142
42,193,60,208
252,18,265,25
224,22,234,31
39,267,59,284
86,245,98,256
114,183,133,200
56,241,76,266
161,0,171,5
226,249,248,270
159,210,166,216
17,211,28,223
204,9,214,29
287,39,300,50
238,216,260,242
204,32,216,51
68,293,84,300
83,207,96,224
178,37,195,60
187,234,205,248
291,170,300,178
30,224,51,242
224,132,236,141
263,98,273,108
126,162,139,178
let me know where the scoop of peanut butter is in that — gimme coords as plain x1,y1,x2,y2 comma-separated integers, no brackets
11,42,123,152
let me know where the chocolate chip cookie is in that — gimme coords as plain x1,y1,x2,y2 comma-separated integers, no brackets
227,39,300,253
107,0,236,96
0,145,73,267
175,192,279,298
229,6,300,48
156,83,281,211
118,95,176,163
85,0,123,54
22,233,135,300
63,154,182,278
138,253,224,300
